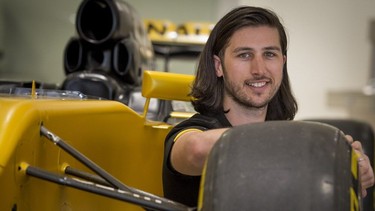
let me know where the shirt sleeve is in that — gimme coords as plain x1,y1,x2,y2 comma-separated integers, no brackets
162,113,229,206
173,128,203,142
163,113,223,174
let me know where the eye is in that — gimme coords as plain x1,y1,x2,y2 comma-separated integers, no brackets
264,51,276,58
238,52,251,59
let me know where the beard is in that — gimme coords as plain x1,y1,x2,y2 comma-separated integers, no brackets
223,75,278,110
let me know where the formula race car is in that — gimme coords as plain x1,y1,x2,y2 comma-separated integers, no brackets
0,0,372,210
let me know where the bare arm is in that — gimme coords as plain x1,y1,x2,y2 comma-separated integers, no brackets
170,128,229,176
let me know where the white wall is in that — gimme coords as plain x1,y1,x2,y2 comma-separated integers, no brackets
0,0,80,84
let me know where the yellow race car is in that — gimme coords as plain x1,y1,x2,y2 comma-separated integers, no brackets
0,0,368,210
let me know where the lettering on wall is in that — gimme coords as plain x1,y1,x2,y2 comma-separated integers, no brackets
144,19,214,46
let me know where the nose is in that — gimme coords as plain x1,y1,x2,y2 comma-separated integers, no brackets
250,56,266,75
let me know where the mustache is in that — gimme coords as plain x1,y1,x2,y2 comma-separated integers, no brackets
244,76,270,83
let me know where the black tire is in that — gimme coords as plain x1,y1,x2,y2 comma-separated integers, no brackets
199,121,361,211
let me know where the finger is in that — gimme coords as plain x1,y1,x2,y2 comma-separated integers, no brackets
362,189,367,198
351,141,364,153
358,155,369,164
345,134,354,144
360,172,374,187
360,173,374,189
358,158,375,189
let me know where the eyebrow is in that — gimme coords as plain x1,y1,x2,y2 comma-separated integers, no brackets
232,46,282,53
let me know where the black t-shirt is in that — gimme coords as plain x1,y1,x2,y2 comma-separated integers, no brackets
162,112,232,207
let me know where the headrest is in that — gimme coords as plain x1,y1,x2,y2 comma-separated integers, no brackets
141,70,194,102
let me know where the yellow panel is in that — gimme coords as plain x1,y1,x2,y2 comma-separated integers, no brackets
142,70,195,101
0,97,173,210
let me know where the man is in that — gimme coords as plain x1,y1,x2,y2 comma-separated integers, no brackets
162,6,374,207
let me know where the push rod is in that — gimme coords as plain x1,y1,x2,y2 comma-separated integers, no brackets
40,125,129,191
64,165,111,187
23,164,191,211
39,125,193,210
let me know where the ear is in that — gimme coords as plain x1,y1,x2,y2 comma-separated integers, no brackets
214,55,223,77
283,55,287,65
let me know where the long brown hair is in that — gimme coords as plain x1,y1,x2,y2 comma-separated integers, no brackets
191,6,298,120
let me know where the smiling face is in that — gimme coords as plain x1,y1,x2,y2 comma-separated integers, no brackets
214,26,285,112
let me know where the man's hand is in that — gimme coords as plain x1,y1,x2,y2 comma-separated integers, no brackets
346,135,375,197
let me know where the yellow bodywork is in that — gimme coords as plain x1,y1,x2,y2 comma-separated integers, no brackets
0,71,194,210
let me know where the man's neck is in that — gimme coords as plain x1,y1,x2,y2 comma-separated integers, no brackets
223,102,267,126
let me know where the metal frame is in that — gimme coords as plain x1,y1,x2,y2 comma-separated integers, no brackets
20,125,193,211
